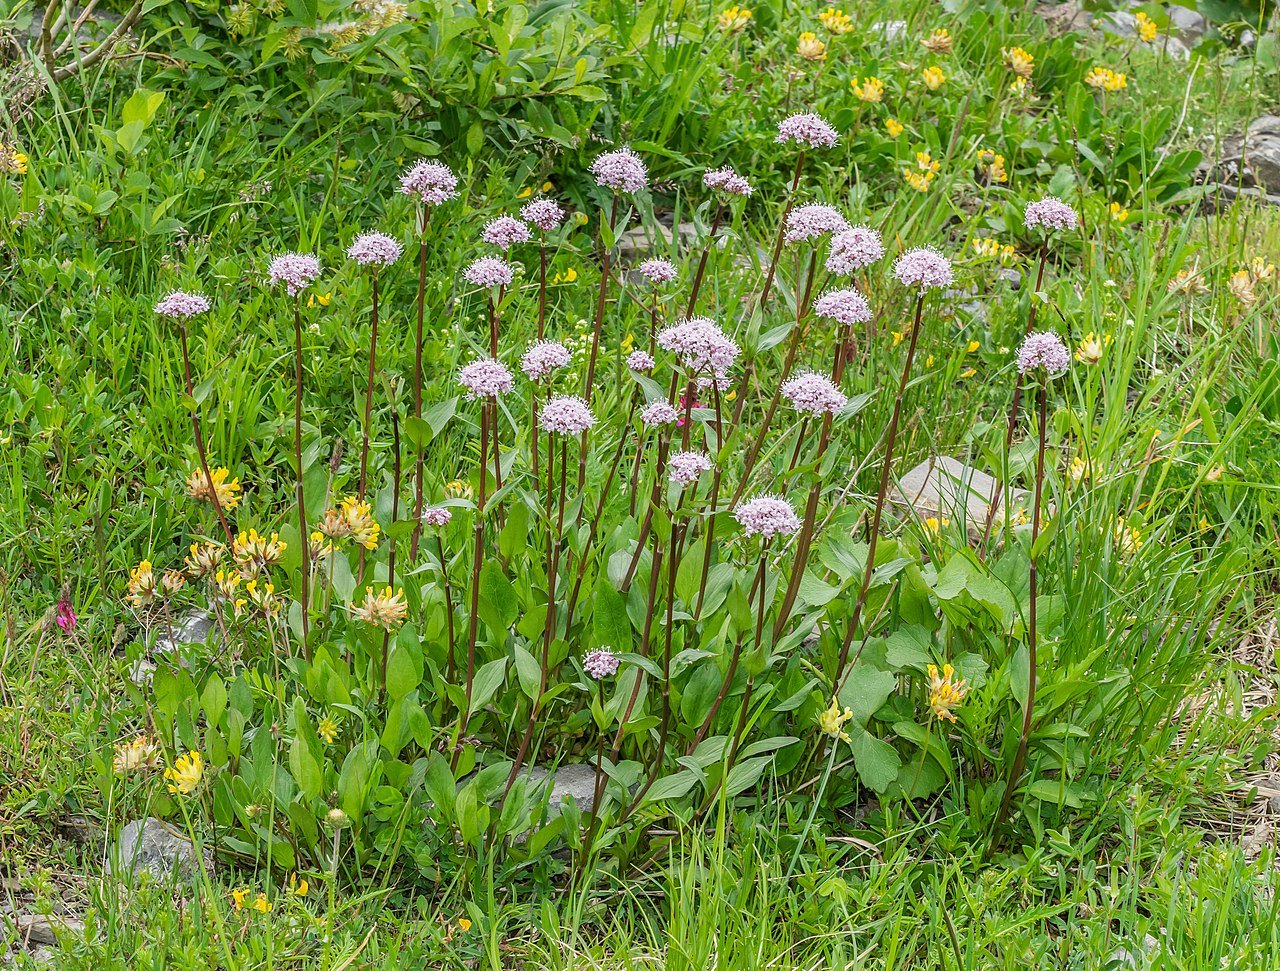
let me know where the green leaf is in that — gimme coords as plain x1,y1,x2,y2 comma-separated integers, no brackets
469,657,508,714
849,728,901,793
1010,643,1030,712
592,577,632,652
642,769,699,804
837,663,897,727
478,561,518,635
386,629,424,700
512,643,542,699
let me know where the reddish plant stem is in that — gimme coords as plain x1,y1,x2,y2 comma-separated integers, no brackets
687,205,723,317
620,434,671,591
693,381,726,618
436,533,456,684
729,324,805,508
759,152,805,309
410,223,431,562
979,243,1049,558
378,404,402,702
356,273,381,587
292,297,312,651
832,294,927,686
580,195,621,489
993,381,1048,834
177,323,233,545
454,399,490,765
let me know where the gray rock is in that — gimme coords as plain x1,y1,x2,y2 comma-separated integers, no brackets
617,219,696,264
11,915,83,946
871,20,907,41
1165,5,1208,45
526,763,599,814
112,817,210,881
1096,11,1190,58
152,610,214,654
890,456,1027,542
1215,116,1280,195
1107,933,1160,968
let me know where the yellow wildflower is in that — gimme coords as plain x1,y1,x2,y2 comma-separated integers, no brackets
517,186,533,199
1167,266,1209,295
551,267,579,283
885,117,904,137
1002,46,1034,78
1251,256,1276,281
717,5,752,32
1134,11,1158,43
243,578,280,618
289,873,309,896
1229,269,1257,307
305,291,332,308
1198,515,1210,532
1109,201,1128,223
232,887,250,912
1067,455,1092,487
165,750,204,796
318,716,339,744
927,663,968,722
966,340,980,353
232,529,287,576
253,893,272,914
1009,76,1031,97
817,696,854,742
1084,66,1127,92
921,27,952,53
923,516,949,538
445,479,474,500
797,31,826,61
1113,517,1143,558
352,586,408,629
960,367,976,378
1205,464,1224,482
458,917,473,932
0,143,28,175
160,569,187,597
922,66,946,90
341,496,380,549
818,7,852,34
113,736,161,775
1075,332,1111,365
892,330,905,347
851,76,884,103
976,149,1007,184
128,560,158,607
185,541,225,578
903,151,940,192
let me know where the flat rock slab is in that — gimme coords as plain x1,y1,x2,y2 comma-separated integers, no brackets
525,763,598,814
10,914,84,946
890,456,1025,541
112,817,210,881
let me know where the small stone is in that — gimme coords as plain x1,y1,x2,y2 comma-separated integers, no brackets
526,763,599,814
890,456,1026,542
13,915,84,946
152,610,214,654
616,219,696,263
112,817,211,881
871,20,907,40
1107,933,1160,968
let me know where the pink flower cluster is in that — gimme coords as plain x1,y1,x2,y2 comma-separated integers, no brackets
591,147,648,194
638,259,678,285
521,340,571,381
784,204,849,244
1024,197,1078,233
463,256,515,288
583,648,620,680
892,247,953,291
734,495,802,539
347,231,403,268
482,215,533,251
826,226,885,275
703,165,754,197
154,290,211,319
627,350,655,372
399,159,459,205
657,317,739,375
541,395,596,434
813,288,872,326
268,253,321,296
641,400,679,427
780,371,847,416
459,358,514,398
520,199,564,232
1016,331,1071,377
668,450,713,486
776,112,840,148
422,507,452,527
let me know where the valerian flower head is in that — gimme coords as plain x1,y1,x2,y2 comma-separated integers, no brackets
627,350,655,372
784,204,849,244
813,288,872,326
590,147,648,194
1024,197,1078,233
399,159,458,204
641,400,680,427
668,450,713,486
826,226,885,275
703,165,754,197
776,112,839,148
892,247,953,290
459,358,514,398
155,291,211,319
347,231,403,267
540,395,596,435
1016,331,1071,377
463,256,515,288
520,340,571,381
267,253,321,295
421,507,452,528
656,317,739,374
734,495,802,539
481,215,533,251
583,648,620,679
637,259,678,285
780,371,847,416
520,198,564,232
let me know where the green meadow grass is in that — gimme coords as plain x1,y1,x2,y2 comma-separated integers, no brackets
3,0,1280,967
